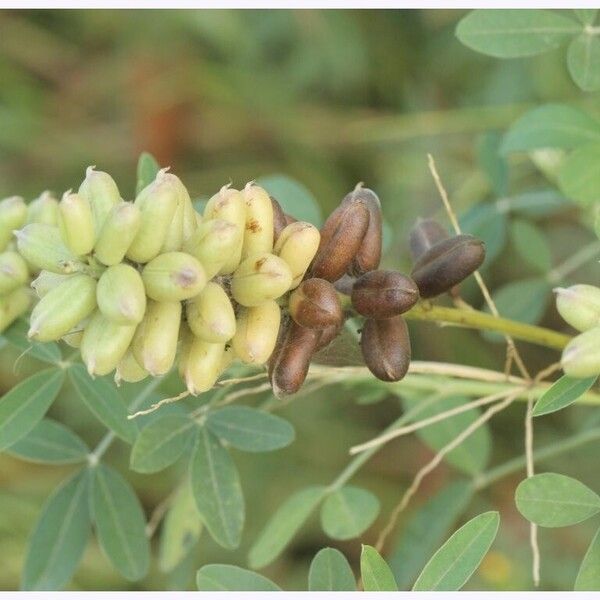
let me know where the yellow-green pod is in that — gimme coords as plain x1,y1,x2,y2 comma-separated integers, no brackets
177,323,194,379
142,251,206,302
126,168,179,263
26,191,60,226
132,300,181,376
61,318,89,348
220,343,236,372
182,192,199,243
58,191,95,256
562,326,600,379
203,185,245,273
186,281,236,343
161,175,186,253
81,310,136,377
78,166,121,236
241,182,274,258
97,264,146,325
0,196,27,251
28,273,97,342
0,251,29,295
31,270,74,298
0,287,31,333
15,223,83,274
232,300,281,364
115,349,148,386
94,201,141,266
183,337,225,395
274,221,321,289
231,252,293,307
183,219,239,279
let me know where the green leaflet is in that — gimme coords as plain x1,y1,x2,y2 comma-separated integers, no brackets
320,485,380,540
360,545,398,591
196,565,280,591
533,375,598,417
308,548,356,591
575,525,600,590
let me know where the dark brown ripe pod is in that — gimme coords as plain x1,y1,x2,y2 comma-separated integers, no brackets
270,196,288,242
411,234,485,299
269,321,319,397
315,319,344,352
343,186,382,276
409,218,449,262
360,316,411,382
334,273,356,296
352,270,419,319
289,278,343,330
311,199,370,282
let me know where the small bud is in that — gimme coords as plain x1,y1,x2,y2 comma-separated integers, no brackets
0,196,27,251
142,251,206,302
126,169,179,263
26,191,59,226
186,281,236,343
203,185,246,273
97,264,146,325
231,252,293,307
58,191,95,256
351,270,419,319
31,270,73,298
132,300,181,376
183,337,225,395
183,219,239,279
561,326,600,379
411,234,485,298
555,285,600,333
288,278,342,329
15,223,82,274
311,199,370,282
271,196,287,242
269,320,319,397
274,221,321,288
78,167,121,235
241,183,274,258
81,311,136,377
115,349,148,385
409,218,449,262
28,274,97,342
0,287,31,333
360,316,411,382
232,300,281,364
0,251,29,295
94,202,141,266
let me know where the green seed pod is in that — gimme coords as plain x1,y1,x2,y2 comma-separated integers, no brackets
231,252,293,307
0,196,27,251
360,316,411,382
561,326,600,378
78,166,121,235
183,219,239,279
220,343,236,372
351,270,419,319
182,192,199,243
58,191,95,256
409,218,449,262
271,196,287,242
115,349,148,386
555,285,600,332
142,251,206,302
94,201,141,266
177,323,194,379
183,337,225,395
288,278,342,330
97,264,146,325
28,274,97,342
0,287,31,333
311,199,370,282
274,222,321,289
0,251,29,295
81,310,136,377
31,270,73,298
26,191,59,226
15,223,82,274
232,300,281,364
161,174,192,252
126,168,179,263
241,183,274,258
133,300,181,375
411,234,485,299
186,281,236,343
203,185,246,273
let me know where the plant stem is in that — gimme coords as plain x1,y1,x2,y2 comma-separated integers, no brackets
547,240,600,284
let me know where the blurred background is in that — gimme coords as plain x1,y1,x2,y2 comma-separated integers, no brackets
1,9,599,591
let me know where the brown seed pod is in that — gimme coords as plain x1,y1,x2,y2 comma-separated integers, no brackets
411,234,485,298
352,270,419,319
269,320,319,397
288,278,343,330
311,198,370,282
343,186,382,276
315,319,345,352
360,316,411,382
408,218,449,262
333,273,356,296
270,196,288,242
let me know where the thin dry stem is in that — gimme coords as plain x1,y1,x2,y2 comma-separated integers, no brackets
128,390,190,419
525,393,541,587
